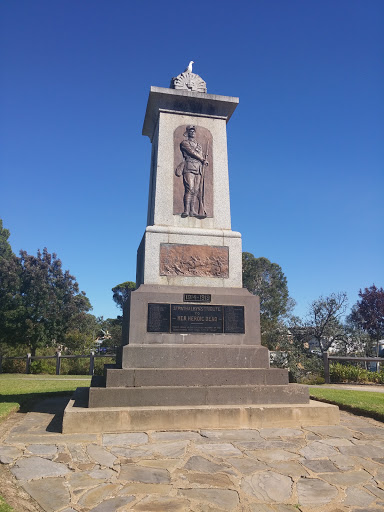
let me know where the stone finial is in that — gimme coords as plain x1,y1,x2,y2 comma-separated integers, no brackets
170,62,207,93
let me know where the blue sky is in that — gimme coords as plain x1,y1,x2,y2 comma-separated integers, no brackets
1,0,383,321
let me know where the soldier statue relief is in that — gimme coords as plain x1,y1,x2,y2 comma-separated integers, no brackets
175,125,209,218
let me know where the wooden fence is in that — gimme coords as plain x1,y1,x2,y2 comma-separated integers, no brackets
0,351,116,376
2,351,383,381
323,353,384,384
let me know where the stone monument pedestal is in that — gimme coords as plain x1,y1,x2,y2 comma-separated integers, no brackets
63,65,339,433
63,284,339,433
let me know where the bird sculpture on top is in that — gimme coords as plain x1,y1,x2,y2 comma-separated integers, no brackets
184,61,194,73
170,60,207,93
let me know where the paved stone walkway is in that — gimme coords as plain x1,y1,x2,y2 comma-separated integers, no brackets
1,397,384,512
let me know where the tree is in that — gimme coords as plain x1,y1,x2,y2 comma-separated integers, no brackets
339,318,372,357
242,253,293,341
269,322,323,383
349,285,384,356
15,248,91,356
112,281,136,311
0,219,13,259
0,220,23,351
0,220,93,356
305,292,348,353
101,316,123,347
64,313,101,353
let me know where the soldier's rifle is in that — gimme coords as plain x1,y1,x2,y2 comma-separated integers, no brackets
198,141,209,217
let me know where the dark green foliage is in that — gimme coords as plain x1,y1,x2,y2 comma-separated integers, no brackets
0,221,23,350
1,358,26,374
242,253,293,344
0,219,92,356
242,253,290,321
61,356,115,375
0,220,13,259
2,354,117,376
30,359,56,375
112,281,136,311
63,357,90,375
16,248,92,356
101,316,123,347
330,362,384,384
93,357,115,376
0,255,23,349
64,313,101,353
349,285,384,354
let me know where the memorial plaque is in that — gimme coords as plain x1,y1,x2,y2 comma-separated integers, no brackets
147,303,245,334
147,303,170,333
183,293,211,303
171,304,223,333
224,305,245,333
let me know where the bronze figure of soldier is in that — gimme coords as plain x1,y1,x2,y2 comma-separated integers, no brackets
175,125,209,217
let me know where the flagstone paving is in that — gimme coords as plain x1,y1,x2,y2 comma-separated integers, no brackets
1,397,384,511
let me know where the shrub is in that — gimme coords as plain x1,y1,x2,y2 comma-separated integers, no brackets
62,357,90,375
330,362,384,384
299,375,325,385
94,357,114,376
1,358,27,374
1,352,117,376
30,359,56,375
271,349,323,383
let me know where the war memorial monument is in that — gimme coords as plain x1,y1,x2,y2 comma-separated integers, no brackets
63,64,339,433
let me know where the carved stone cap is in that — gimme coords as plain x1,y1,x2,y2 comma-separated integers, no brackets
142,87,239,140
170,71,207,93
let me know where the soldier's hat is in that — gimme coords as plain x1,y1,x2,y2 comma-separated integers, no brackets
184,125,196,137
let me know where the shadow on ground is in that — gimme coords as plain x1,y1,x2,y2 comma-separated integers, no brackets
2,394,71,433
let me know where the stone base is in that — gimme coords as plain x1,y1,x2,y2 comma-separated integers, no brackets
62,388,340,433
88,383,309,408
105,367,288,387
119,344,269,368
123,285,262,346
91,344,288,409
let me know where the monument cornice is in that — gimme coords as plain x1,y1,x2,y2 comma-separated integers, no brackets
145,225,242,238
142,86,239,139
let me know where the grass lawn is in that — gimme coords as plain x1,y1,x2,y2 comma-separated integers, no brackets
0,374,91,422
0,496,14,512
310,387,384,422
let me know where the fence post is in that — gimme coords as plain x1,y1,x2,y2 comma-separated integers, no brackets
89,351,95,376
26,353,31,374
56,351,61,375
323,351,330,384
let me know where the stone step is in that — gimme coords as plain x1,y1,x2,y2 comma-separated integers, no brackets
105,367,289,388
63,388,339,433
120,344,270,369
88,384,309,408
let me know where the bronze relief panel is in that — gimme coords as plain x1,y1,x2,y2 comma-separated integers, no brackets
173,125,213,218
160,244,229,278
